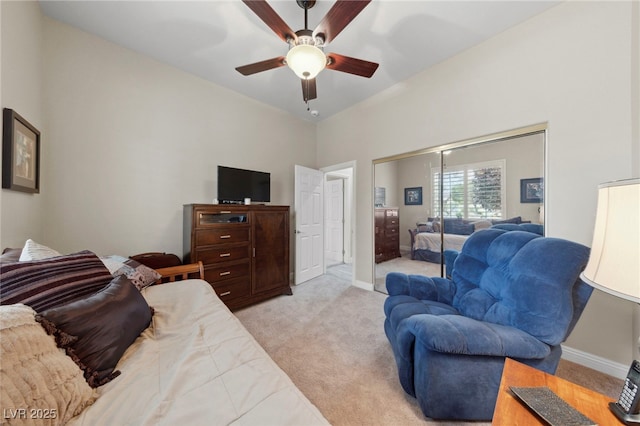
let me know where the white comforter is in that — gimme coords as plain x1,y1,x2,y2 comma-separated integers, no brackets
413,231,468,252
69,280,329,426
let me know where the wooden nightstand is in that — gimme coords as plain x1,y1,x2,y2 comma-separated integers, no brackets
492,358,618,425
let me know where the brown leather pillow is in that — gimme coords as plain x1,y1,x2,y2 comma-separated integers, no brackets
36,275,153,387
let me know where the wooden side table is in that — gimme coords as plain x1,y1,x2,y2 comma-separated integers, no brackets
492,358,619,425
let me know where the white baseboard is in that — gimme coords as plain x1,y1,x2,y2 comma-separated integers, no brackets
561,344,628,380
353,279,374,291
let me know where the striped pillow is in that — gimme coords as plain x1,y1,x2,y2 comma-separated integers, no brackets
0,251,112,312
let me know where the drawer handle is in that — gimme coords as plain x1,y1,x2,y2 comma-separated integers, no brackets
219,235,232,239
219,291,231,297
219,211,231,214
219,271,231,276
220,253,231,257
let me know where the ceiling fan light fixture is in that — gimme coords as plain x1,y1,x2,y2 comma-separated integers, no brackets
286,44,326,79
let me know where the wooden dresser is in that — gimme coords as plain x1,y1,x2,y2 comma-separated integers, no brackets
183,204,291,310
375,207,401,263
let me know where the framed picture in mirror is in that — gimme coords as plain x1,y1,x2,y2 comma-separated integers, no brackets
520,177,543,203
404,187,423,205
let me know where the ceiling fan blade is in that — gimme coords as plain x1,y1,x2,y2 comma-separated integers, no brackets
313,0,370,44
242,0,297,43
235,56,286,76
302,78,317,102
326,53,379,78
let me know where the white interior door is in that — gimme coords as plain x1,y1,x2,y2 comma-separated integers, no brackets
294,165,324,284
325,178,344,267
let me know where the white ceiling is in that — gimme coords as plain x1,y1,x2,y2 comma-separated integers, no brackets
39,0,560,122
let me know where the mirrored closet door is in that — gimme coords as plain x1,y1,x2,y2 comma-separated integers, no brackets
373,128,545,294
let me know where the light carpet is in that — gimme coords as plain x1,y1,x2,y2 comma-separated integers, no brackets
375,253,442,294
235,267,623,425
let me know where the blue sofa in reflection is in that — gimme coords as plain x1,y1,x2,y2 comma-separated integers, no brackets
383,228,592,420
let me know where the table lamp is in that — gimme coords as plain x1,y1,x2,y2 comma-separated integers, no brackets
580,178,640,424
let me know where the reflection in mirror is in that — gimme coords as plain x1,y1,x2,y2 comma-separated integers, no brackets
373,131,545,294
374,151,442,292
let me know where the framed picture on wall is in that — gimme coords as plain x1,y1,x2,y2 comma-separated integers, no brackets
2,108,40,193
520,177,543,203
404,187,423,205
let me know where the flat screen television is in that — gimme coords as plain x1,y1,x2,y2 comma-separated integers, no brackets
218,165,270,203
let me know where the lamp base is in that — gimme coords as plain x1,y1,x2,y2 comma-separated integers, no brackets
610,402,640,424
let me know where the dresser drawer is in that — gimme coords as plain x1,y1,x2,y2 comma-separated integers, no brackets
196,245,250,264
195,228,250,246
210,278,250,302
204,262,250,283
197,210,249,226
385,227,399,238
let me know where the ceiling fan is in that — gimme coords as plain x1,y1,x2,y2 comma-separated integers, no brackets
236,0,379,106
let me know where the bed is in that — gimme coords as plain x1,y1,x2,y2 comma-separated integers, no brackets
408,229,469,263
408,217,536,263
70,274,328,425
0,247,329,426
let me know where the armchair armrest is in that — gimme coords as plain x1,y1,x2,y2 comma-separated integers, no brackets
386,272,455,304
154,261,204,284
399,314,551,359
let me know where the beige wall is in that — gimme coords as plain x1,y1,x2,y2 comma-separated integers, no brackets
396,153,439,249
317,1,638,367
373,160,399,207
0,8,316,259
40,18,316,257
0,1,45,247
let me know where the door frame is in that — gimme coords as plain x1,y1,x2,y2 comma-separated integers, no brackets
324,177,345,267
321,160,359,288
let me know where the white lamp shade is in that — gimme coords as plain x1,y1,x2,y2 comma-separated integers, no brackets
580,178,640,303
286,44,326,80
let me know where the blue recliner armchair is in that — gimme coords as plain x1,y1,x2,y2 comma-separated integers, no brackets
443,223,544,278
384,229,592,420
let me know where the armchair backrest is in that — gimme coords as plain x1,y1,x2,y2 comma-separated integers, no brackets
450,229,591,346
